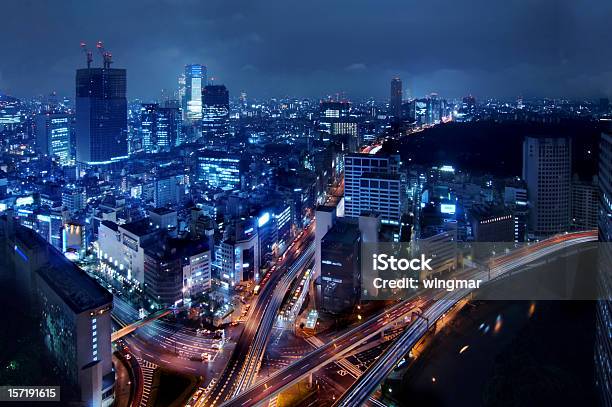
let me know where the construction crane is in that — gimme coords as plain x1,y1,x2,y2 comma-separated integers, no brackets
80,41,93,68
96,40,113,69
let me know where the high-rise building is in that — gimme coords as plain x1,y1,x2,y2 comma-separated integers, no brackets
183,64,206,122
35,113,73,166
202,84,230,141
140,103,181,152
390,77,402,120
75,65,127,165
571,176,599,230
344,153,401,224
0,218,114,406
318,220,361,314
522,136,572,238
596,120,612,406
314,205,336,282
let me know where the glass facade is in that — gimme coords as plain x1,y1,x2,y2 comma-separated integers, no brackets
197,151,241,190
75,68,128,164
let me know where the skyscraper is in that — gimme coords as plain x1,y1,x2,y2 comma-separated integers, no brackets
522,136,572,238
202,84,229,141
140,103,181,152
390,77,402,120
75,64,127,165
183,64,206,122
35,112,73,166
596,120,612,406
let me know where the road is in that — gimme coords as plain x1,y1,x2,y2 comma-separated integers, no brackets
197,224,315,407
219,297,426,407
333,230,598,407
222,230,597,407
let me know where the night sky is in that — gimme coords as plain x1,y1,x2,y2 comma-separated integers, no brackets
1,0,611,100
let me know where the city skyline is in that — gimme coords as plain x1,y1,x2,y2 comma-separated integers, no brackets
0,3,610,406
2,0,612,100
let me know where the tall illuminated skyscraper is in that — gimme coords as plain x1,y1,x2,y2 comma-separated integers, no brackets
202,84,229,141
182,64,206,122
390,77,402,120
75,62,127,165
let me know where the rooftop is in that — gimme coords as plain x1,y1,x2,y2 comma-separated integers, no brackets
149,207,175,216
14,226,113,314
119,217,159,237
322,219,360,245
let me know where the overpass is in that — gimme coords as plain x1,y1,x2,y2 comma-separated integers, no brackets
111,308,172,342
221,230,598,407
333,230,598,407
198,227,315,407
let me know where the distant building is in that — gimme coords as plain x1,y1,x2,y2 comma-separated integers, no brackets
35,112,73,166
344,153,401,224
571,176,599,230
152,175,184,208
390,77,402,120
197,151,241,190
140,103,181,152
523,136,571,238
62,187,86,213
469,205,514,242
75,66,127,165
504,184,528,242
183,64,206,122
148,207,177,235
202,85,230,141
319,101,351,135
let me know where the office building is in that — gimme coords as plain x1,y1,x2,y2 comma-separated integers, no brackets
144,236,211,307
318,220,361,314
152,175,184,208
596,121,612,406
140,103,181,152
75,64,128,165
571,176,599,230
469,205,514,242
218,219,259,287
202,85,230,141
344,153,401,224
390,77,402,120
148,207,177,235
197,150,241,190
1,218,114,406
504,184,528,242
63,187,87,213
183,64,206,122
523,136,571,238
97,218,161,284
35,113,73,166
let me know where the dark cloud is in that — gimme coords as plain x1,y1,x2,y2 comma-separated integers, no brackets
1,0,611,100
